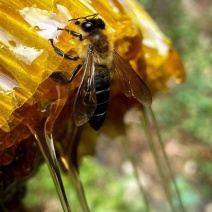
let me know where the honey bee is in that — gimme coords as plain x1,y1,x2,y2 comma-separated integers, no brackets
49,13,152,130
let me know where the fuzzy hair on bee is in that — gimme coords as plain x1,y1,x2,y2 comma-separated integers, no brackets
78,29,113,68
49,13,152,130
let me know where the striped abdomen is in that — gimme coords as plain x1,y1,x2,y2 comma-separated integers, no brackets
89,65,110,130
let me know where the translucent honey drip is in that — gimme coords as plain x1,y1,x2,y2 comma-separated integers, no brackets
27,84,71,212
137,106,185,212
57,125,90,212
143,107,185,212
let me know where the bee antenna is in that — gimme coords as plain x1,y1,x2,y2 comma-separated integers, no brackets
68,13,98,22
85,13,98,20
74,20,80,25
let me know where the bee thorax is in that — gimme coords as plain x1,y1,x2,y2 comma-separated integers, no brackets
78,30,113,67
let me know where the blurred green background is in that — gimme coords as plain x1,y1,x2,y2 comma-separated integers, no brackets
24,0,212,211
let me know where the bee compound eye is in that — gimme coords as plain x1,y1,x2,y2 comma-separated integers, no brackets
81,21,94,32
81,19,105,32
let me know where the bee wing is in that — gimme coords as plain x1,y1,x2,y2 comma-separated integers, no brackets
73,48,97,126
112,50,152,105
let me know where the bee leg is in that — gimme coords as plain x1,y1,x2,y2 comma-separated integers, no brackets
50,64,82,84
57,28,82,41
49,39,79,60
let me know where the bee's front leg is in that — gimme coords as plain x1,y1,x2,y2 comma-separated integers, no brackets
50,64,82,84
49,39,79,61
57,28,83,41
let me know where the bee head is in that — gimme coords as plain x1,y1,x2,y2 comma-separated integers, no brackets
76,19,105,32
